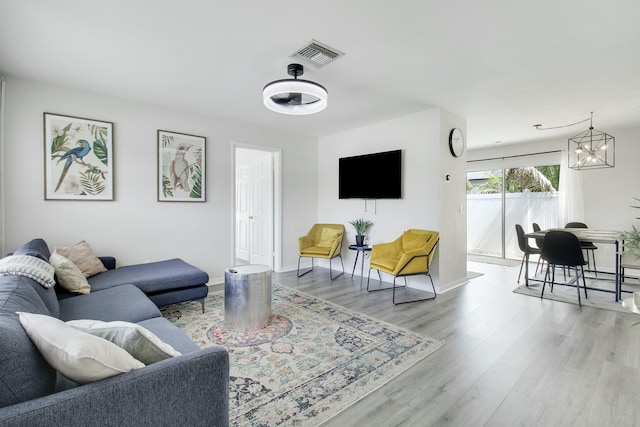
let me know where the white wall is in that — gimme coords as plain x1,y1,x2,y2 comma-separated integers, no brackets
2,76,318,283
578,125,640,231
317,109,468,292
438,109,469,289
468,123,640,271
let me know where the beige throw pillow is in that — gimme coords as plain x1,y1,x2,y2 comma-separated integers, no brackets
54,240,107,278
49,252,91,294
18,312,144,384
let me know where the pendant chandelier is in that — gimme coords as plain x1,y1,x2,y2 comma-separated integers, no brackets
567,112,614,170
263,64,327,115
534,112,615,170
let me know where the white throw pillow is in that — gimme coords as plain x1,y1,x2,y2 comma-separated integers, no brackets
67,319,181,365
17,312,144,384
49,252,91,294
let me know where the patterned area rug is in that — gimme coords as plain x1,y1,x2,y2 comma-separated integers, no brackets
161,284,444,426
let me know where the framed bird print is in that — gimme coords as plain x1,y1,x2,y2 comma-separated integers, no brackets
157,130,206,202
44,113,114,200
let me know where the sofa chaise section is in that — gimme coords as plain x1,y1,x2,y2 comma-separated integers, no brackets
87,258,210,311
57,284,162,323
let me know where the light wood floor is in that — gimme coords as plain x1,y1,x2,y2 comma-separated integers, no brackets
272,261,640,427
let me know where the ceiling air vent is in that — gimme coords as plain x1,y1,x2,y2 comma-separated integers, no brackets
291,40,344,68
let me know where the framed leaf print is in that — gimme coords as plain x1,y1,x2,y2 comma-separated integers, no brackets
44,113,114,200
158,130,206,202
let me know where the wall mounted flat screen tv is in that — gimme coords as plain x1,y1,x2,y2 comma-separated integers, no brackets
339,150,402,199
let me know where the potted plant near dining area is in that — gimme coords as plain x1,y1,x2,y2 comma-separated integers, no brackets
620,197,640,319
621,197,640,260
349,218,373,247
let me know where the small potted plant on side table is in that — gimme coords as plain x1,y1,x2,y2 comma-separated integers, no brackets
349,218,373,247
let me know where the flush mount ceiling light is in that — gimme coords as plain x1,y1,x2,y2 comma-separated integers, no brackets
533,112,615,170
263,63,327,115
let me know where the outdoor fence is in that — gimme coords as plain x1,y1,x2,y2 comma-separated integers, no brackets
467,191,558,259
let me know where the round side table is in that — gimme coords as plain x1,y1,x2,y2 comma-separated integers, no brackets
224,264,272,331
348,245,372,286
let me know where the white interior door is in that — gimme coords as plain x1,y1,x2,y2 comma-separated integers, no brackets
235,148,274,268
249,155,273,266
235,164,251,262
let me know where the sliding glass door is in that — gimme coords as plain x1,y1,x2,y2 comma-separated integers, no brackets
467,164,560,259
467,169,503,257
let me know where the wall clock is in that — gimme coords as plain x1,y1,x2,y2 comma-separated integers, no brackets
449,128,465,158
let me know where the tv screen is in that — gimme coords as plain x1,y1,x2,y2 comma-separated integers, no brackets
339,150,402,199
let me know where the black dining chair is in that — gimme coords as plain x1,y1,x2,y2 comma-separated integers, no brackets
540,230,588,307
532,223,544,249
532,223,546,275
565,222,598,276
515,224,541,284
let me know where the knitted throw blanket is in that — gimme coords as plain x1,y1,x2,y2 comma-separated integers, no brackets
0,255,56,288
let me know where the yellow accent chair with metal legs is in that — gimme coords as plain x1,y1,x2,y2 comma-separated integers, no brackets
297,224,345,280
367,229,439,304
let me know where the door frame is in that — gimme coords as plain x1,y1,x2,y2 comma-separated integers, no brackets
232,143,282,271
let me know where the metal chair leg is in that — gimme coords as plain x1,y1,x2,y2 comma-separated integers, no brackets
583,250,590,273
297,257,314,277
518,253,526,283
581,265,588,300
366,267,381,291
582,249,597,278
368,269,436,304
367,268,391,292
329,254,344,280
541,264,549,299
534,256,542,276
575,266,582,307
392,273,437,305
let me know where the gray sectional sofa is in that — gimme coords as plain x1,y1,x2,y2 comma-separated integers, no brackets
0,238,229,427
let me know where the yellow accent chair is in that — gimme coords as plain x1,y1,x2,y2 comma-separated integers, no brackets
367,229,439,304
297,224,345,280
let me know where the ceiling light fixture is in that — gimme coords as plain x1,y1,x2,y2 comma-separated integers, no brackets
263,63,327,115
533,112,615,170
567,113,614,170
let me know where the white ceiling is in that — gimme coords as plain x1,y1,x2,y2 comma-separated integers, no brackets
1,0,639,149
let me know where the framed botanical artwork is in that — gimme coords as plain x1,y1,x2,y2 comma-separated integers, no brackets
44,113,114,200
157,130,206,202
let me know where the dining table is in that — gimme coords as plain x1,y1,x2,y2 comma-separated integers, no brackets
524,228,623,301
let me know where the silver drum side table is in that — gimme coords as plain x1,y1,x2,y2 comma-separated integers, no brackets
224,264,272,331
